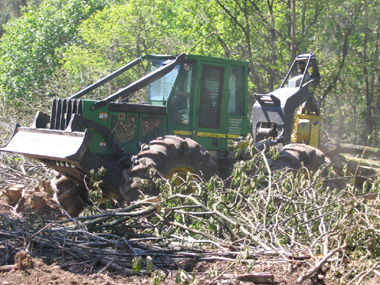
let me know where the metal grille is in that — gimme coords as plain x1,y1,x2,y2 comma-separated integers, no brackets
50,99,83,130
111,115,137,145
199,66,224,128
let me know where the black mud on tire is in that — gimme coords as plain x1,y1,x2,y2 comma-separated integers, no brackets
119,135,217,201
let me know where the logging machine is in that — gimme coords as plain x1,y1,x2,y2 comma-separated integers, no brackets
0,53,322,213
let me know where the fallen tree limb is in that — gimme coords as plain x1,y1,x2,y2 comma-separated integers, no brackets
343,154,380,169
339,143,380,158
321,143,380,158
297,243,347,284
349,262,380,285
235,273,274,283
0,265,13,272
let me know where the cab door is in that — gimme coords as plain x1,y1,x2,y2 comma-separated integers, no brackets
195,63,227,150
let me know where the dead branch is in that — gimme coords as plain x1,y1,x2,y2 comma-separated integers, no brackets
297,243,347,284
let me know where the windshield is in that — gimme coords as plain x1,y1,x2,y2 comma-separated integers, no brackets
148,59,180,103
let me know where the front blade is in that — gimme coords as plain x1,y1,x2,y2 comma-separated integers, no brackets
0,127,91,164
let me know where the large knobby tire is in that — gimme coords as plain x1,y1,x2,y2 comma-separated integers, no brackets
50,174,88,216
268,143,330,172
119,135,217,201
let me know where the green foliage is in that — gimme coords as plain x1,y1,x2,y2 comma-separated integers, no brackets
131,255,142,274
146,256,153,273
0,0,112,104
153,270,166,284
176,268,194,285
0,0,30,37
81,166,113,215
60,1,169,98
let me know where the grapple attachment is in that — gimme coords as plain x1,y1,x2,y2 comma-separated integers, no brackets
251,53,321,145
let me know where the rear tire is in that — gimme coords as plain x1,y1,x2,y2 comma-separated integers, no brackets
268,143,330,172
119,135,217,201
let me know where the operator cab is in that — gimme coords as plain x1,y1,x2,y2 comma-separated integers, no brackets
148,55,250,152
282,55,320,88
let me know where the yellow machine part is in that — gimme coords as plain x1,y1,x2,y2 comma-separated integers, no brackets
293,113,322,148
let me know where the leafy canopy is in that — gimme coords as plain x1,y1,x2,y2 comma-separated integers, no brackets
0,0,111,103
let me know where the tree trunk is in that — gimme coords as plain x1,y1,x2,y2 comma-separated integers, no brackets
290,0,296,61
376,17,380,144
362,0,373,144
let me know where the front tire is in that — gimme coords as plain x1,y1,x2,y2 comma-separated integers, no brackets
119,135,217,201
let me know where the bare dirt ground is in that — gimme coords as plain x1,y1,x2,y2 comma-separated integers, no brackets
0,256,318,285
0,251,319,285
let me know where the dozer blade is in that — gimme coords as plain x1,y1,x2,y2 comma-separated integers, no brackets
1,126,123,194
0,127,91,166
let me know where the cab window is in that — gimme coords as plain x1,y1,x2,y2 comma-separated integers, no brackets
228,66,244,116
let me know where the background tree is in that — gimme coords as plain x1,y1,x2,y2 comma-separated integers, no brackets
0,0,112,106
0,0,31,37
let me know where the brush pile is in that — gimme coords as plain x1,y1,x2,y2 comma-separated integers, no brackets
1,150,380,284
